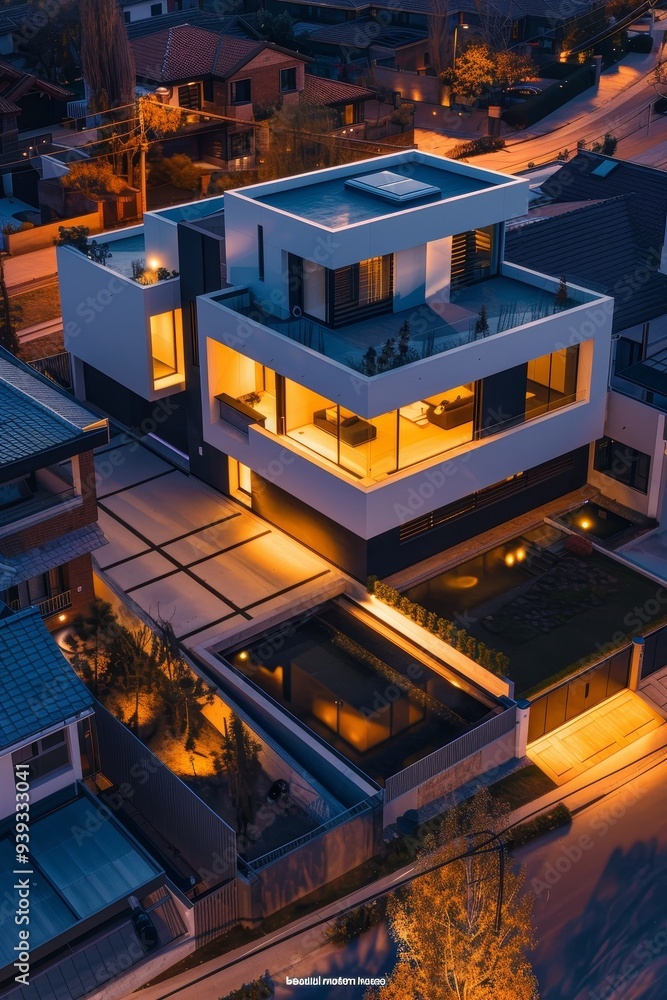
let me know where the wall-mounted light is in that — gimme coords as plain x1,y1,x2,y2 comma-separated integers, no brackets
59,614,67,622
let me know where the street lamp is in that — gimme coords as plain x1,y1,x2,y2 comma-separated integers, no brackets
452,18,469,73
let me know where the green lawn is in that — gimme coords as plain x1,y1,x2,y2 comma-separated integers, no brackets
488,764,556,810
11,283,61,329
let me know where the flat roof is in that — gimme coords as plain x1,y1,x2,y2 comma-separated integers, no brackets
254,161,496,228
0,795,162,968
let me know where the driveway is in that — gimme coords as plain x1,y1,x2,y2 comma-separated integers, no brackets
93,435,341,649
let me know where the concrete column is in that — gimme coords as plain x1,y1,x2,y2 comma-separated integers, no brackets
629,636,645,691
514,699,531,757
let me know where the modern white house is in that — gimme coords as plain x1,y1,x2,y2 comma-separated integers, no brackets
58,150,613,578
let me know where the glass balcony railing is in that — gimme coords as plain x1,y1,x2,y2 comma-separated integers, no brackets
0,486,77,527
214,273,595,375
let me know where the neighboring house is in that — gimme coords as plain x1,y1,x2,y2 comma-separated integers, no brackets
120,0,200,24
505,151,667,523
0,349,109,630
300,74,375,127
0,604,188,996
125,9,262,41
131,23,312,119
0,58,71,148
0,3,33,56
57,150,613,580
270,0,600,67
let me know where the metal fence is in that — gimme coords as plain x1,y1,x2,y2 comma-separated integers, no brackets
248,794,379,872
28,352,73,390
385,708,516,803
641,622,667,679
193,879,239,947
94,702,237,884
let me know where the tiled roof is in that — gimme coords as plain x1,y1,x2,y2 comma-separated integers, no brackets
307,19,425,47
0,95,19,114
0,4,33,36
302,74,374,106
126,10,261,41
0,350,107,468
540,151,667,259
0,523,108,587
131,24,263,82
505,196,667,334
0,57,72,101
0,607,92,752
287,0,581,16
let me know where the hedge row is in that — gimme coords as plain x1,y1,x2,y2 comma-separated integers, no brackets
367,577,510,677
507,803,572,849
448,136,505,160
502,62,593,129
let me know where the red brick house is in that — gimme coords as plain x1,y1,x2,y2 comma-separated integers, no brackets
0,349,109,630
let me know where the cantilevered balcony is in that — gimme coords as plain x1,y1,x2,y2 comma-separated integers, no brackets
0,466,77,531
200,263,609,417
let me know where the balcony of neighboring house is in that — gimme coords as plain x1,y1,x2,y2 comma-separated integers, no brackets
0,461,78,533
2,565,72,621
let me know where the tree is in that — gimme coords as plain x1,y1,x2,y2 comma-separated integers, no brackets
426,0,452,81
389,103,414,132
368,791,538,1000
153,618,214,750
18,0,80,84
554,275,569,311
108,622,160,734
65,598,118,697
475,304,489,337
0,254,20,356
213,713,262,840
55,226,113,266
61,160,128,199
256,10,307,52
447,43,533,104
148,153,203,193
80,0,135,112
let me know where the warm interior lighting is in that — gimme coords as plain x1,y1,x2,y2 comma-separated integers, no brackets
505,553,515,566
447,575,479,589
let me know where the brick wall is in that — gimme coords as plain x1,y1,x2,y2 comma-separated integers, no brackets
0,451,98,559
225,51,306,113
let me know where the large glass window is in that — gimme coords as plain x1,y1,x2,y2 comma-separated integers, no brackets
209,341,277,432
332,256,393,325
594,437,650,494
398,385,474,471
230,79,251,103
12,729,70,782
150,309,183,386
526,346,579,418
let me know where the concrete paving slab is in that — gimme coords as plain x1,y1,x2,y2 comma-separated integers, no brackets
94,441,174,498
105,550,176,592
161,515,262,566
639,664,667,716
129,572,235,638
102,474,236,545
94,511,150,568
189,533,329,609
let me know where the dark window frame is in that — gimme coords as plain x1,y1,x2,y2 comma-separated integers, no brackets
230,78,252,104
594,437,650,494
280,67,298,92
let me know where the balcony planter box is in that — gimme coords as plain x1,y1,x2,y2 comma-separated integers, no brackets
216,393,266,435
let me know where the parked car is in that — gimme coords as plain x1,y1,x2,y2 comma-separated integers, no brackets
502,84,543,106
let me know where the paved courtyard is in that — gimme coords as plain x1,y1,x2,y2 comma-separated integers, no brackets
93,436,341,648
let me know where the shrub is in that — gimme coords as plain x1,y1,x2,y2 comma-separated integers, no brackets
507,803,572,849
448,136,505,160
368,578,510,676
326,899,387,945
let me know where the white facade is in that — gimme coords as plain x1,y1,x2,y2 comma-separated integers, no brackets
0,721,84,820
197,151,614,539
